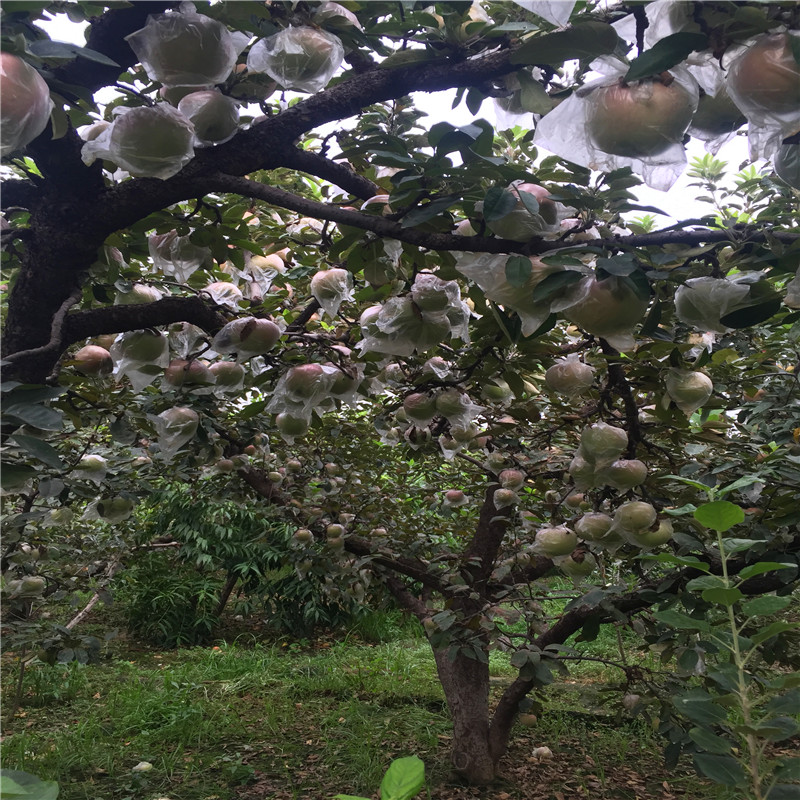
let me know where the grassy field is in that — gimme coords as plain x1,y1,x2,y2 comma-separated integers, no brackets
0,606,738,800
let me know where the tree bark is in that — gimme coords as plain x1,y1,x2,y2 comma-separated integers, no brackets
433,644,498,783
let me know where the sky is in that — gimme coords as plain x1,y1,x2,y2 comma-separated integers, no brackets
35,9,756,226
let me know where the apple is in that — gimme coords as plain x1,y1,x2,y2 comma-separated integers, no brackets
284,363,325,399
115,284,162,305
563,276,649,345
587,76,694,158
81,104,196,180
294,528,314,544
404,392,437,424
116,330,167,363
178,90,239,146
574,512,614,542
247,27,344,92
493,488,519,509
164,358,213,387
213,317,281,355
204,281,243,308
208,361,245,390
597,459,648,491
613,501,657,532
74,345,113,376
499,469,525,490
275,413,309,437
579,422,628,464
727,33,800,115
125,5,238,88
487,182,559,241
665,370,713,415
559,551,597,579
0,53,53,156
545,356,595,397
534,526,578,557
630,518,673,548
690,89,746,138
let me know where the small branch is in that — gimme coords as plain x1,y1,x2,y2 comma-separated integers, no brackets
4,288,82,364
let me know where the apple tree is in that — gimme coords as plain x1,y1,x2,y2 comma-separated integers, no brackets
2,0,800,791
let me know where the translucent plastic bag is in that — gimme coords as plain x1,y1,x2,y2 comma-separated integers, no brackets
775,142,800,190
725,32,800,160
534,63,698,191
203,281,243,309
125,3,239,88
151,406,200,460
511,0,575,27
0,53,54,156
265,363,341,422
310,268,354,318
212,316,283,359
110,330,170,391
247,26,344,93
81,104,195,180
314,2,363,30
455,252,566,337
177,90,240,146
674,276,751,333
149,230,213,283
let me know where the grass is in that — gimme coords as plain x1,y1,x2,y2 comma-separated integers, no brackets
0,618,733,800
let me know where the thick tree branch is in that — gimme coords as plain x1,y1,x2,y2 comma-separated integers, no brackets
59,296,230,350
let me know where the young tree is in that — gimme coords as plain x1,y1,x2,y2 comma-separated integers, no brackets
2,0,799,791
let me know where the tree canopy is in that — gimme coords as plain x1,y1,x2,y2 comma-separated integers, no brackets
2,0,799,793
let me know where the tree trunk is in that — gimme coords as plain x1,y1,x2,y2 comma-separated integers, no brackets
433,645,498,784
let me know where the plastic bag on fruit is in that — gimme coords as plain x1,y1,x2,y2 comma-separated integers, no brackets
775,143,800,190
724,32,800,161
168,323,208,360
310,268,355,318
82,497,135,523
314,1,363,30
0,53,54,156
149,230,213,283
674,276,752,333
110,330,170,392
246,26,345,93
203,280,243,309
177,90,240,146
560,274,649,351
212,316,284,359
81,104,196,180
454,252,569,337
511,0,575,27
265,363,341,420
784,268,800,309
533,62,699,191
125,2,239,88
151,406,200,460
327,362,364,406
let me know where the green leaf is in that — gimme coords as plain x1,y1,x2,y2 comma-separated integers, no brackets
624,33,708,82
596,253,638,276
686,575,726,591
483,187,517,222
333,795,371,800
505,256,533,288
775,757,800,782
674,691,728,726
0,770,59,800
737,563,795,582
751,621,799,645
4,403,63,431
767,786,800,800
511,22,619,66
693,501,744,532
11,434,64,470
653,609,711,631
379,756,425,800
28,39,120,67
701,587,743,607
517,70,554,114
753,716,799,742
765,690,800,717
688,726,732,755
719,297,782,329
532,269,583,303
693,753,746,787
0,464,37,490
400,196,457,228
741,595,792,617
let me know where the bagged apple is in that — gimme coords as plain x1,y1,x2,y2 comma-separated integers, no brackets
673,276,751,333
152,406,200,459
149,230,213,283
485,182,562,241
0,53,54,156
545,355,595,397
81,105,195,180
111,330,170,391
665,369,713,415
310,268,355,318
125,3,239,88
177,90,240,146
534,64,698,190
212,317,282,359
247,26,345,93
